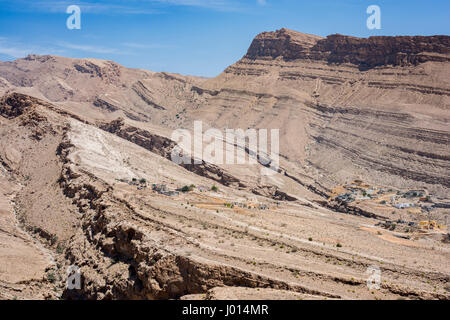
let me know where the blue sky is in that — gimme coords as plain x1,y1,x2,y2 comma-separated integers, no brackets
0,0,449,77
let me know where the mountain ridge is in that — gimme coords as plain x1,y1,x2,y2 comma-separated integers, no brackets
244,28,450,70
0,28,449,300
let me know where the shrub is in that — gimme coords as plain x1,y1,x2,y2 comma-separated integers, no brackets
139,178,147,184
47,272,56,283
56,243,64,254
336,243,342,248
181,185,195,192
308,237,313,241
211,185,218,192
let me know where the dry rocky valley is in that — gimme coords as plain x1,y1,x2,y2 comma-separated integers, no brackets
0,28,449,300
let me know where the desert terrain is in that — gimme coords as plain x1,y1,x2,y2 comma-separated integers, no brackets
0,29,449,300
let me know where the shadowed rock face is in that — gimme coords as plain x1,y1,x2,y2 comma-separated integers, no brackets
0,92,49,119
245,28,450,69
315,34,450,70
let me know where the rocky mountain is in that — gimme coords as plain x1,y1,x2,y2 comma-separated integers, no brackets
246,28,450,68
0,29,449,300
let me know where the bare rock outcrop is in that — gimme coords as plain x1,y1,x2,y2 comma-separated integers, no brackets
1,29,449,301
0,92,49,119
245,28,450,69
56,136,336,300
99,118,244,188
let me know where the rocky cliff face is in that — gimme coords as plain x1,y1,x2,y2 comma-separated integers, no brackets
209,29,450,198
245,28,324,61
1,29,448,199
245,28,450,69
1,29,449,300
314,34,450,70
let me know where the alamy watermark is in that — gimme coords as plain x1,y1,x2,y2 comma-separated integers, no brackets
171,121,280,176
65,5,381,31
66,265,81,290
367,5,381,30
366,265,381,290
66,5,81,30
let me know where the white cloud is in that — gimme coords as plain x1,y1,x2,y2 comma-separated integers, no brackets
0,0,160,14
147,0,242,12
0,38,132,59
58,42,129,54
0,0,247,14
0,46,31,58
121,42,175,49
0,37,64,58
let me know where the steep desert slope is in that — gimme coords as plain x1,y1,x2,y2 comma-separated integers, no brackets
186,29,450,198
0,54,206,125
1,30,449,198
0,92,449,300
0,28,449,299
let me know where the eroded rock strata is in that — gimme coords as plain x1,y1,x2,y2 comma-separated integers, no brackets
0,29,449,300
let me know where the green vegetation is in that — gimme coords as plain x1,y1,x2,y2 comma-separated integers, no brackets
336,243,342,248
47,272,56,283
181,184,195,192
56,243,64,254
139,178,147,184
211,185,219,192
